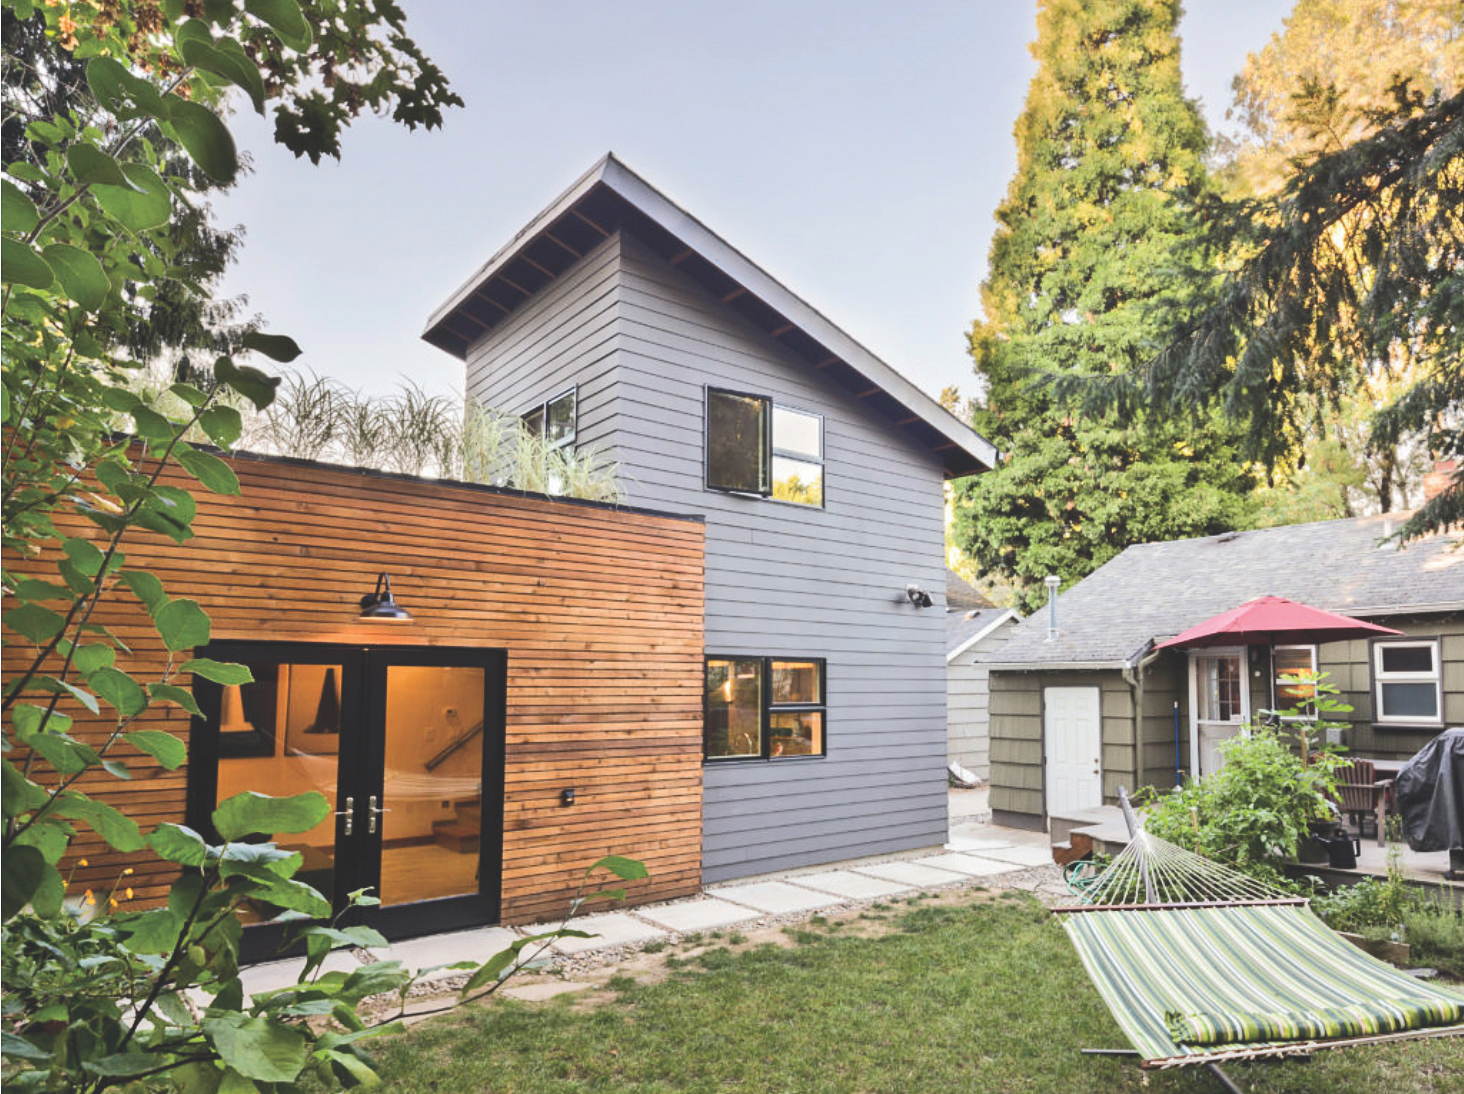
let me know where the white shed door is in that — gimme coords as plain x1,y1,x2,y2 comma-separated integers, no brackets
1044,687,1102,816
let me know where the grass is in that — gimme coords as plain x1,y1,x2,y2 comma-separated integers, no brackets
368,897,1464,1093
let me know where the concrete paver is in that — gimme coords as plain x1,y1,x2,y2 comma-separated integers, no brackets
523,912,667,954
240,951,360,997
852,859,968,888
368,926,521,980
711,880,842,915
920,852,1025,877
634,897,760,932
944,836,1015,853
976,843,1058,868
785,869,913,900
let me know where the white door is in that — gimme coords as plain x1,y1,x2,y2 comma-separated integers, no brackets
1189,648,1249,777
1044,687,1102,816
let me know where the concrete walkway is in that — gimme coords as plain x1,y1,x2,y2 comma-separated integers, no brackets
240,786,1062,1000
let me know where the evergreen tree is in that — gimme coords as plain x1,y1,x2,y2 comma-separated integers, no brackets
952,0,1256,611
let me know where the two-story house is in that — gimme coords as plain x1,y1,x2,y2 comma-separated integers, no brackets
423,154,997,884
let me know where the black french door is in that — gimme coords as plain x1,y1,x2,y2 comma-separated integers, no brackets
188,642,506,959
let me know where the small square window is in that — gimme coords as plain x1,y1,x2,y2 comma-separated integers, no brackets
1274,645,1318,716
705,657,826,761
522,388,576,450
707,389,823,507
1372,639,1442,725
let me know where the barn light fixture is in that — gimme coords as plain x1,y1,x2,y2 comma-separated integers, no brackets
359,572,413,622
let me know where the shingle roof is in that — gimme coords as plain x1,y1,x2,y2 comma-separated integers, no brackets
991,513,1463,668
947,608,1013,655
946,570,994,611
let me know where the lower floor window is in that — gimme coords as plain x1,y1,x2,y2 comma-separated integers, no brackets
705,656,825,760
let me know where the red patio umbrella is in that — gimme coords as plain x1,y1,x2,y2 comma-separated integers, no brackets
1156,595,1402,713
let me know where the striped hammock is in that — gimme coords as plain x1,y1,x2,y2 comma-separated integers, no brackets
1057,815,1464,1067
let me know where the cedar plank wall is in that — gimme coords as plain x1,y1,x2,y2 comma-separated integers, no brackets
5,456,705,923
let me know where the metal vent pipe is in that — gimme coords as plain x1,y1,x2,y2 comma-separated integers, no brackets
1044,574,1061,641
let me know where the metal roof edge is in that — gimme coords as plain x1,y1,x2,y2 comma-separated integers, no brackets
983,660,1129,672
947,608,1021,663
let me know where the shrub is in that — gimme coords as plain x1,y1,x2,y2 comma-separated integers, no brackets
1142,724,1346,880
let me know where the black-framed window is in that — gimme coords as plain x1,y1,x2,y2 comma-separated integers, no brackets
705,388,824,507
523,387,577,450
1372,638,1443,725
704,656,825,761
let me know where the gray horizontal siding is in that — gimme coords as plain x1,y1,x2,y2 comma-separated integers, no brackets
947,623,1015,780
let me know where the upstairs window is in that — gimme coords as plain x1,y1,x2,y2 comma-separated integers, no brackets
523,388,577,450
705,388,823,507
1372,639,1442,725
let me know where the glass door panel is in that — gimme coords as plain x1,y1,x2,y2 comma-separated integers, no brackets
377,665,486,907
213,659,346,923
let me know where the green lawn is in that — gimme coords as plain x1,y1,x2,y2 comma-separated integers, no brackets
370,894,1464,1093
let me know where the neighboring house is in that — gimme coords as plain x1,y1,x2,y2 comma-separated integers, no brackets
947,593,1020,781
423,154,997,883
983,514,1464,831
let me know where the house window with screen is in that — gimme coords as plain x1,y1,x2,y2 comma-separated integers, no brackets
1372,639,1443,724
522,388,577,450
1274,645,1318,717
704,657,825,760
705,388,823,506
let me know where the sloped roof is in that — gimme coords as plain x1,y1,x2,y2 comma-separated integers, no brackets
946,570,994,611
989,513,1463,669
423,154,997,479
947,607,1020,660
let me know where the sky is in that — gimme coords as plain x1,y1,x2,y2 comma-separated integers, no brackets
211,1,1296,405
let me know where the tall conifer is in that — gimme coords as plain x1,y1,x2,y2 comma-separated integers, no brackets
952,0,1256,610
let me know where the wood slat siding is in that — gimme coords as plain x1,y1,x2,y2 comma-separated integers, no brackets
466,230,952,883
5,458,705,924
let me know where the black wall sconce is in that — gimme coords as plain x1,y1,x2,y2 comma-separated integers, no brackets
561,788,576,807
359,572,413,623
904,583,933,609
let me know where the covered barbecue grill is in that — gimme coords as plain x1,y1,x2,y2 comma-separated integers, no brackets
1396,727,1464,880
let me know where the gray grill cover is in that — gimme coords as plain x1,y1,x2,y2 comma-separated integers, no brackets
1396,728,1464,853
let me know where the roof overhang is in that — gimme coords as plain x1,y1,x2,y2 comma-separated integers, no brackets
947,609,1020,662
983,660,1130,672
423,154,998,479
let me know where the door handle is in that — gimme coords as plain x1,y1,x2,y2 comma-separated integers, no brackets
334,795,354,836
368,794,391,834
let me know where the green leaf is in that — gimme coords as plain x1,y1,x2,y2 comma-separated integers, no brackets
215,37,267,114
12,578,73,602
12,705,70,744
1,180,39,233
202,1016,308,1083
52,791,145,852
62,537,107,576
116,570,167,615
2,844,45,920
92,163,172,232
170,381,211,408
149,822,210,867
65,144,144,191
14,816,72,864
146,684,202,718
127,728,189,768
177,20,266,115
182,658,254,685
71,643,115,675
116,907,184,954
150,484,199,527
234,872,330,917
29,732,100,775
588,855,650,881
2,760,50,819
240,331,303,363
200,405,244,448
2,1030,49,1060
101,386,144,413
83,1052,165,1077
35,675,101,715
41,243,110,311
166,99,238,184
213,791,330,841
3,603,66,644
87,57,168,120
89,666,149,716
130,404,176,443
1,239,53,290
245,0,313,50
176,446,241,495
134,504,193,545
215,356,281,409
155,598,211,651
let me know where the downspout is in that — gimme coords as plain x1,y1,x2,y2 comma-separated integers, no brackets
1121,639,1160,793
